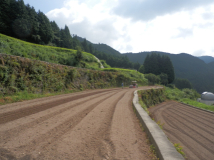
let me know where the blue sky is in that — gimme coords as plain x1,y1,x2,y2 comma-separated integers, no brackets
23,0,64,13
23,0,214,57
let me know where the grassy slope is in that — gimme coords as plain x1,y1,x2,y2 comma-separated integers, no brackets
165,87,214,112
0,33,100,69
0,34,148,105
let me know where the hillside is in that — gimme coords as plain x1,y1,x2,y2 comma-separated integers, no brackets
0,34,100,69
0,53,147,98
198,56,214,64
76,36,121,56
124,51,214,93
208,61,214,72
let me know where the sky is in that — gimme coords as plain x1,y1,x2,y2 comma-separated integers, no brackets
23,0,214,57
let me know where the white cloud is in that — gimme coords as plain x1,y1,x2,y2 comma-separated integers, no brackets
46,0,214,57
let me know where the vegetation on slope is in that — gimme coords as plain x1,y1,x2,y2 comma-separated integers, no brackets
0,34,100,69
165,87,214,112
138,86,213,112
0,0,140,70
0,54,148,104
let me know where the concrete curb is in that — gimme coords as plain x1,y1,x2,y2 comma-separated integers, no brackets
133,90,184,160
179,102,214,114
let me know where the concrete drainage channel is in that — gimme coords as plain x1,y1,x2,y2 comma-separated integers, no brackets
133,90,184,160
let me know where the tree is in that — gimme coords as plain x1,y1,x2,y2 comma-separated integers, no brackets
174,78,192,90
161,55,175,84
134,62,140,71
0,0,10,35
145,73,160,85
75,46,83,64
50,21,60,46
37,11,53,44
143,53,175,84
138,65,144,74
82,38,89,52
159,73,168,85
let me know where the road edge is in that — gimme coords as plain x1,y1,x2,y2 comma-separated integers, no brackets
133,90,184,160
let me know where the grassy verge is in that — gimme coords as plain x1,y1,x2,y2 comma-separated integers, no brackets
165,87,214,112
180,98,214,112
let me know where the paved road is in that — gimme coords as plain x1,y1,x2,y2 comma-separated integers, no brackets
149,101,214,160
0,86,158,160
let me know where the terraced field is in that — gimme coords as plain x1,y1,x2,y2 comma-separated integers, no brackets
0,86,158,160
149,101,214,160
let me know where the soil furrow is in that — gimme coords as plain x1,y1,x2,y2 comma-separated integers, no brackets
164,110,214,146
149,100,214,160
0,90,115,124
174,102,214,118
163,128,205,160
0,88,112,110
1,92,118,157
167,108,214,134
44,90,127,160
172,103,214,122
0,86,157,160
163,113,214,159
0,90,117,142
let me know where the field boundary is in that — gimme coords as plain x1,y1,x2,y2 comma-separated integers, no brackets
179,102,214,114
133,90,184,160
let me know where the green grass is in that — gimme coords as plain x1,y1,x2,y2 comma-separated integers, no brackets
0,33,100,69
102,68,148,86
180,98,214,112
165,87,214,112
174,143,186,158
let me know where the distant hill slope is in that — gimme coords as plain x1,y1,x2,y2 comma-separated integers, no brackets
124,51,214,93
76,36,121,56
208,61,214,72
198,56,214,64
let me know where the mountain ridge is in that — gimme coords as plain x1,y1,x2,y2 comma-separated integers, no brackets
198,56,214,64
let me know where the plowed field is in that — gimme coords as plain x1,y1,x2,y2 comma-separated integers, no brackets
0,86,158,160
149,101,214,160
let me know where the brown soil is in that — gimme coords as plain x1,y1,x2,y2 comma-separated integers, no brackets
149,101,214,160
0,86,157,160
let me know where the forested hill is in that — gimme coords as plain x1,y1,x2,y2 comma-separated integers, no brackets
77,36,121,56
124,52,214,93
198,56,214,64
0,0,139,70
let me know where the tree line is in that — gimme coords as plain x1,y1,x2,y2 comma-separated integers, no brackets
0,0,140,70
140,52,175,85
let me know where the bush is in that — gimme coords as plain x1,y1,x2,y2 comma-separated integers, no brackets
145,73,160,85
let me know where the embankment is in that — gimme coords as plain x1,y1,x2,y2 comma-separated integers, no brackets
0,54,147,96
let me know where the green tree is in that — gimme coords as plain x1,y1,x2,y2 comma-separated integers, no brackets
174,78,192,90
161,55,175,84
0,0,10,35
75,46,83,64
138,65,144,74
37,11,53,44
50,21,60,46
159,73,168,85
144,53,175,84
82,38,89,52
145,73,160,85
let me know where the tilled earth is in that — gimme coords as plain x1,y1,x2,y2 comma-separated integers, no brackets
149,101,214,160
0,86,158,160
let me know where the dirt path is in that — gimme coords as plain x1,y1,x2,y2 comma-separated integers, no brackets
0,86,157,160
149,101,214,160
